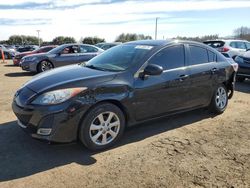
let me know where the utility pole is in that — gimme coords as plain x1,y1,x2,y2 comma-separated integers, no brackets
36,30,41,47
155,17,159,40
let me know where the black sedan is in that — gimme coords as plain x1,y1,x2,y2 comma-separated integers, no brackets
12,40,236,150
20,44,103,73
234,50,250,82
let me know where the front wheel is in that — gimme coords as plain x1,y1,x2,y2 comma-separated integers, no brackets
209,85,228,114
38,60,53,73
79,103,125,151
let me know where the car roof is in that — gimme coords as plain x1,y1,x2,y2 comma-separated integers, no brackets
126,40,173,46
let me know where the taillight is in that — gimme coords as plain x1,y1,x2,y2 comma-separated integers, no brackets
222,47,229,52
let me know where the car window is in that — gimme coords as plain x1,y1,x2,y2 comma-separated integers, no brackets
189,45,209,65
245,42,250,50
43,47,53,52
236,42,246,49
61,45,79,54
85,44,151,71
230,42,237,48
208,50,216,62
203,41,225,48
80,45,98,53
148,45,185,70
230,42,246,49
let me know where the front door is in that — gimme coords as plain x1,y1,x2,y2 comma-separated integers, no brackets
53,45,79,67
133,44,190,121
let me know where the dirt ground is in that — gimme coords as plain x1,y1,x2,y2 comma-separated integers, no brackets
0,60,249,188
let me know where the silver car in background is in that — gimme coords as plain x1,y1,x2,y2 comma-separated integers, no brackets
204,39,250,59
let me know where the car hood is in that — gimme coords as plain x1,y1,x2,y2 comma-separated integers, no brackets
24,64,117,93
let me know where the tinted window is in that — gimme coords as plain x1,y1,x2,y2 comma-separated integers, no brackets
208,50,216,62
80,45,98,53
203,41,225,48
148,45,185,70
189,45,209,65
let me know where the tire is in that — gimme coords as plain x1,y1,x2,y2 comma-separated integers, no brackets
209,84,228,114
236,76,245,82
79,103,125,151
38,60,53,73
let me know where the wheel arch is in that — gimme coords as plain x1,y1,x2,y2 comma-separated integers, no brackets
77,99,129,140
37,59,54,72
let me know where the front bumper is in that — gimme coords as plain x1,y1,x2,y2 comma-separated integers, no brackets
20,60,38,72
12,99,90,143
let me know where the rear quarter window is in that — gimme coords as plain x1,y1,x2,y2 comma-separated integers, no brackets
208,50,216,62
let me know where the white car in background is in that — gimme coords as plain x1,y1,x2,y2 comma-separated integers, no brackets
203,39,250,59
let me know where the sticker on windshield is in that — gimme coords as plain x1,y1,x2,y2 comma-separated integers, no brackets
135,45,153,50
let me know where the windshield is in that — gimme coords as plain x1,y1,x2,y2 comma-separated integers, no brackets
47,45,66,54
84,44,153,71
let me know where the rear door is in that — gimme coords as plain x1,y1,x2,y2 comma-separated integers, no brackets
186,44,217,107
134,44,190,120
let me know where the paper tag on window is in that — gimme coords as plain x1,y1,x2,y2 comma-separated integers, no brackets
135,45,153,50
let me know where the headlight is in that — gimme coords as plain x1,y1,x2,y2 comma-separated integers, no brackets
235,56,244,64
25,56,37,61
31,87,87,105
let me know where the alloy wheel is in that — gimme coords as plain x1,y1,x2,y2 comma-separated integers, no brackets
215,87,227,109
41,61,53,72
89,111,120,146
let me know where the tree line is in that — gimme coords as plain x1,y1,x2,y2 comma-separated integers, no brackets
1,26,249,46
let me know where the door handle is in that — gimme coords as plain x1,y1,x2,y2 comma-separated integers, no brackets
211,68,218,74
179,74,189,81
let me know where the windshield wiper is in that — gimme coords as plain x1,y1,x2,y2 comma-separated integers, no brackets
84,64,109,71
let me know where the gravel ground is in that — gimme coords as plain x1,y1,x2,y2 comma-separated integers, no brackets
0,60,249,188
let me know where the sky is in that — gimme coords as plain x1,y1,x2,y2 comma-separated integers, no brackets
0,0,250,42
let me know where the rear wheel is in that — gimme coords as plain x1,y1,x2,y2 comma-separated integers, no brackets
210,84,228,114
38,60,53,73
79,103,125,151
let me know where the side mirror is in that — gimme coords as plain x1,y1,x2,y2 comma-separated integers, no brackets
140,64,163,79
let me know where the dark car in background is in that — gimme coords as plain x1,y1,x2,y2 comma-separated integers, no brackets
234,50,250,82
20,43,103,73
12,40,236,150
95,42,121,50
13,45,57,65
17,45,39,53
